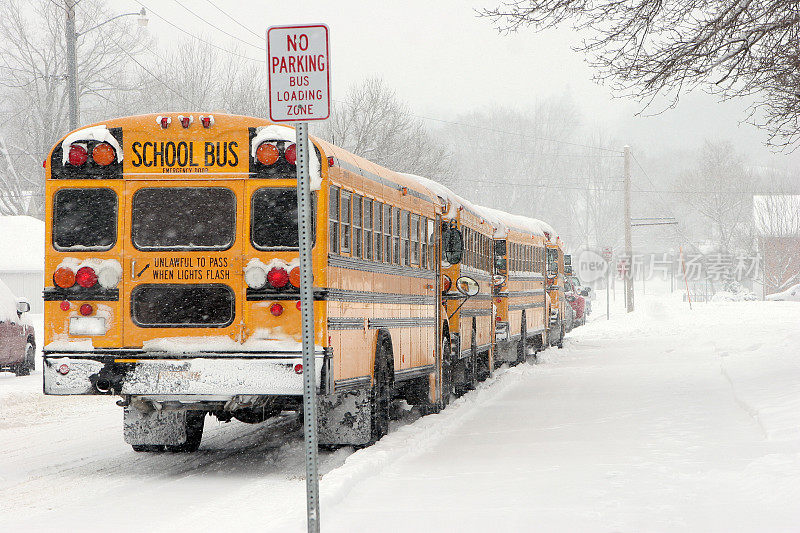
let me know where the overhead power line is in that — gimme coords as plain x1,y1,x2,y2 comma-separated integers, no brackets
134,0,263,64
203,0,262,40
172,0,263,51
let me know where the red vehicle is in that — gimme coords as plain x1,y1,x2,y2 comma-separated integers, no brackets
0,279,36,376
564,277,586,327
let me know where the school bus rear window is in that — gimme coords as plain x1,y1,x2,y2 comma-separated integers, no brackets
53,188,117,250
131,284,234,327
132,187,236,250
251,187,316,249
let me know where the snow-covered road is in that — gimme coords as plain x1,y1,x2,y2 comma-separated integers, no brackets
2,296,800,532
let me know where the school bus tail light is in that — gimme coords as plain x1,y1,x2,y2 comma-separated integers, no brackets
92,142,116,166
442,275,452,293
289,266,301,288
284,143,297,165
178,115,193,128
75,266,98,288
157,115,171,129
244,264,267,289
67,143,88,166
270,303,283,316
97,263,121,289
200,115,214,128
54,267,76,288
256,142,280,166
267,267,289,289
79,303,93,316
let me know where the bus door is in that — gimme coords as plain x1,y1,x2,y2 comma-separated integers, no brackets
122,179,245,349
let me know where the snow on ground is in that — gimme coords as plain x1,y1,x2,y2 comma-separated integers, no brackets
2,292,800,532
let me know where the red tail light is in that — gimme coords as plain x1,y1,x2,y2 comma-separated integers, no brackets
59,300,71,311
284,143,297,165
180,116,192,128
294,363,303,374
79,303,93,316
270,303,283,316
256,142,279,165
68,144,88,166
160,116,170,129
75,266,98,288
295,300,302,310
327,156,334,167
201,116,213,128
442,275,452,293
267,267,289,289
496,315,502,322
58,364,70,375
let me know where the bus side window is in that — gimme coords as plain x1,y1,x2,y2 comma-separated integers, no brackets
328,186,339,254
393,207,401,266
364,199,373,261
427,218,435,270
340,191,351,253
410,213,420,266
375,201,383,262
401,210,410,266
383,204,391,263
353,194,362,259
420,216,428,269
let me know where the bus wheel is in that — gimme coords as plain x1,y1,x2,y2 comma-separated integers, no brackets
166,411,205,452
369,337,393,443
466,325,478,391
440,334,455,408
515,313,527,365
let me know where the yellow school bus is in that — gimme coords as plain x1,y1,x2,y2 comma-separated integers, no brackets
483,209,550,362
43,113,491,451
404,175,497,398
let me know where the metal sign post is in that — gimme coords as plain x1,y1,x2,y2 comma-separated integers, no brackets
267,23,330,533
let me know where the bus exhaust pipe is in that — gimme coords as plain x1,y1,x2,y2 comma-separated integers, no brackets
95,378,112,394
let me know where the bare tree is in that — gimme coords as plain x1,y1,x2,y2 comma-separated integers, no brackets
314,78,451,179
480,1,800,147
0,0,149,217
676,141,754,255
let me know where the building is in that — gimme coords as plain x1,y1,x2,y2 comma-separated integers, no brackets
0,216,44,313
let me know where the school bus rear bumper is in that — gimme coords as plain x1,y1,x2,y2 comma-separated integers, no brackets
42,352,329,397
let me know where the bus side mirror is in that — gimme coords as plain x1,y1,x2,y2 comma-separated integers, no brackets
442,227,463,264
456,276,480,297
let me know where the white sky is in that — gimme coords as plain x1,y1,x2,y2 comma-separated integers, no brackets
107,0,800,170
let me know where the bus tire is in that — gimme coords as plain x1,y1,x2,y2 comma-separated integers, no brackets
440,332,455,409
466,321,478,391
515,313,527,365
369,335,393,444
166,411,205,452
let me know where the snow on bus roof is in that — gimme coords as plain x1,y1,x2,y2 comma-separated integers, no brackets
399,173,506,231
313,141,439,203
479,205,560,240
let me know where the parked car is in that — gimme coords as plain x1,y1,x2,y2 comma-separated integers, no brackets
766,282,800,302
0,278,35,376
567,275,593,316
564,277,586,327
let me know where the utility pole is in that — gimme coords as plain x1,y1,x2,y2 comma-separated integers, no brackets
65,1,78,131
623,145,634,312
